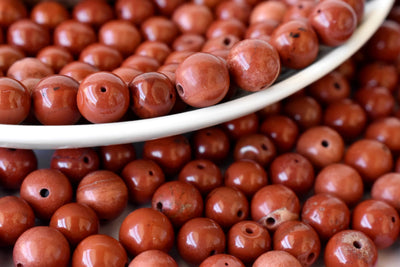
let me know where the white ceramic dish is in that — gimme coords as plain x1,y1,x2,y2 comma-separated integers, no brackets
0,0,394,149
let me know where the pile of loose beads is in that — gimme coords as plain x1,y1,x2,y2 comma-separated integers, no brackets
0,0,363,125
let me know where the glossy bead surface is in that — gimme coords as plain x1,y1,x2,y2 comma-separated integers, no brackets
143,135,191,176
76,170,128,220
309,0,357,46
205,186,248,229
296,126,344,169
250,1,287,25
354,86,395,120
7,19,50,56
72,0,114,28
200,254,245,267
77,72,129,123
233,133,276,168
129,72,176,118
129,250,178,267
0,77,30,124
269,152,315,195
112,67,142,85
365,117,400,154
0,196,35,247
121,54,160,72
121,159,165,204
324,230,378,267
206,19,246,40
251,184,300,231
32,74,81,125
215,1,251,24
191,127,230,163
172,33,205,52
344,139,393,184
357,61,398,92
136,41,171,64
273,220,321,267
253,251,302,267
227,39,280,92
7,57,53,81
115,0,155,25
0,148,37,189
59,61,98,83
0,0,27,28
314,163,363,206
49,202,99,247
79,43,123,72
177,217,226,265
99,144,136,173
153,0,184,16
141,16,179,45
30,1,69,29
37,46,73,73
224,159,268,198
50,148,100,185
227,220,271,264
283,95,322,130
72,234,128,267
172,3,213,35
152,181,203,227
371,173,400,212
301,193,350,241
352,199,400,249
20,169,73,220
119,208,174,256
178,159,223,196
221,113,259,140
0,45,24,73
175,52,230,108
13,226,70,267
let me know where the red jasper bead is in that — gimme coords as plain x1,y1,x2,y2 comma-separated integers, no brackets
227,39,281,92
283,1,316,22
0,148,37,189
314,163,363,206
121,54,160,72
283,95,322,130
136,41,171,64
20,168,73,220
302,193,350,241
296,126,345,169
115,0,155,25
191,127,230,163
371,173,400,212
72,234,128,267
112,67,142,85
119,208,174,256
221,113,259,140
79,43,123,72
143,135,191,176
99,143,136,173
253,251,302,267
0,0,27,28
202,35,240,54
32,74,81,125
251,184,300,231
152,180,204,227
270,19,319,69
59,61,99,83
50,147,100,185
206,19,246,40
13,226,70,267
7,19,50,56
30,1,69,29
234,133,276,168
0,196,35,247
224,159,268,198
77,71,129,123
357,61,398,93
323,99,367,141
227,220,272,264
269,152,315,195
172,3,213,35
0,77,30,124
178,159,223,196
273,220,321,267
200,254,245,267
7,57,53,81
153,0,184,16
76,170,128,220
215,1,251,24
37,46,74,73
0,45,24,73
354,86,395,120
172,33,205,52
121,158,165,204
324,230,378,267
72,0,114,28
175,52,230,108
245,20,278,40
260,114,299,153
344,139,393,184
177,217,226,265
205,186,249,229
250,1,287,25
141,16,179,45
50,202,99,247
365,117,400,154
129,250,178,267
309,0,357,46
352,199,400,249
129,72,176,118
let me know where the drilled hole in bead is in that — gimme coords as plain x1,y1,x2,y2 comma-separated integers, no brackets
83,156,89,164
245,227,254,234
100,87,107,93
7,148,16,152
265,217,275,226
261,143,268,150
17,264,23,267
392,216,396,223
176,84,184,96
294,159,299,163
321,140,329,147
197,164,205,170
210,250,216,256
307,252,316,263
156,202,163,211
237,209,243,218
149,170,154,176
225,263,229,266
169,93,173,99
333,82,341,90
223,37,231,46
40,188,49,198
353,241,362,249
206,131,212,136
